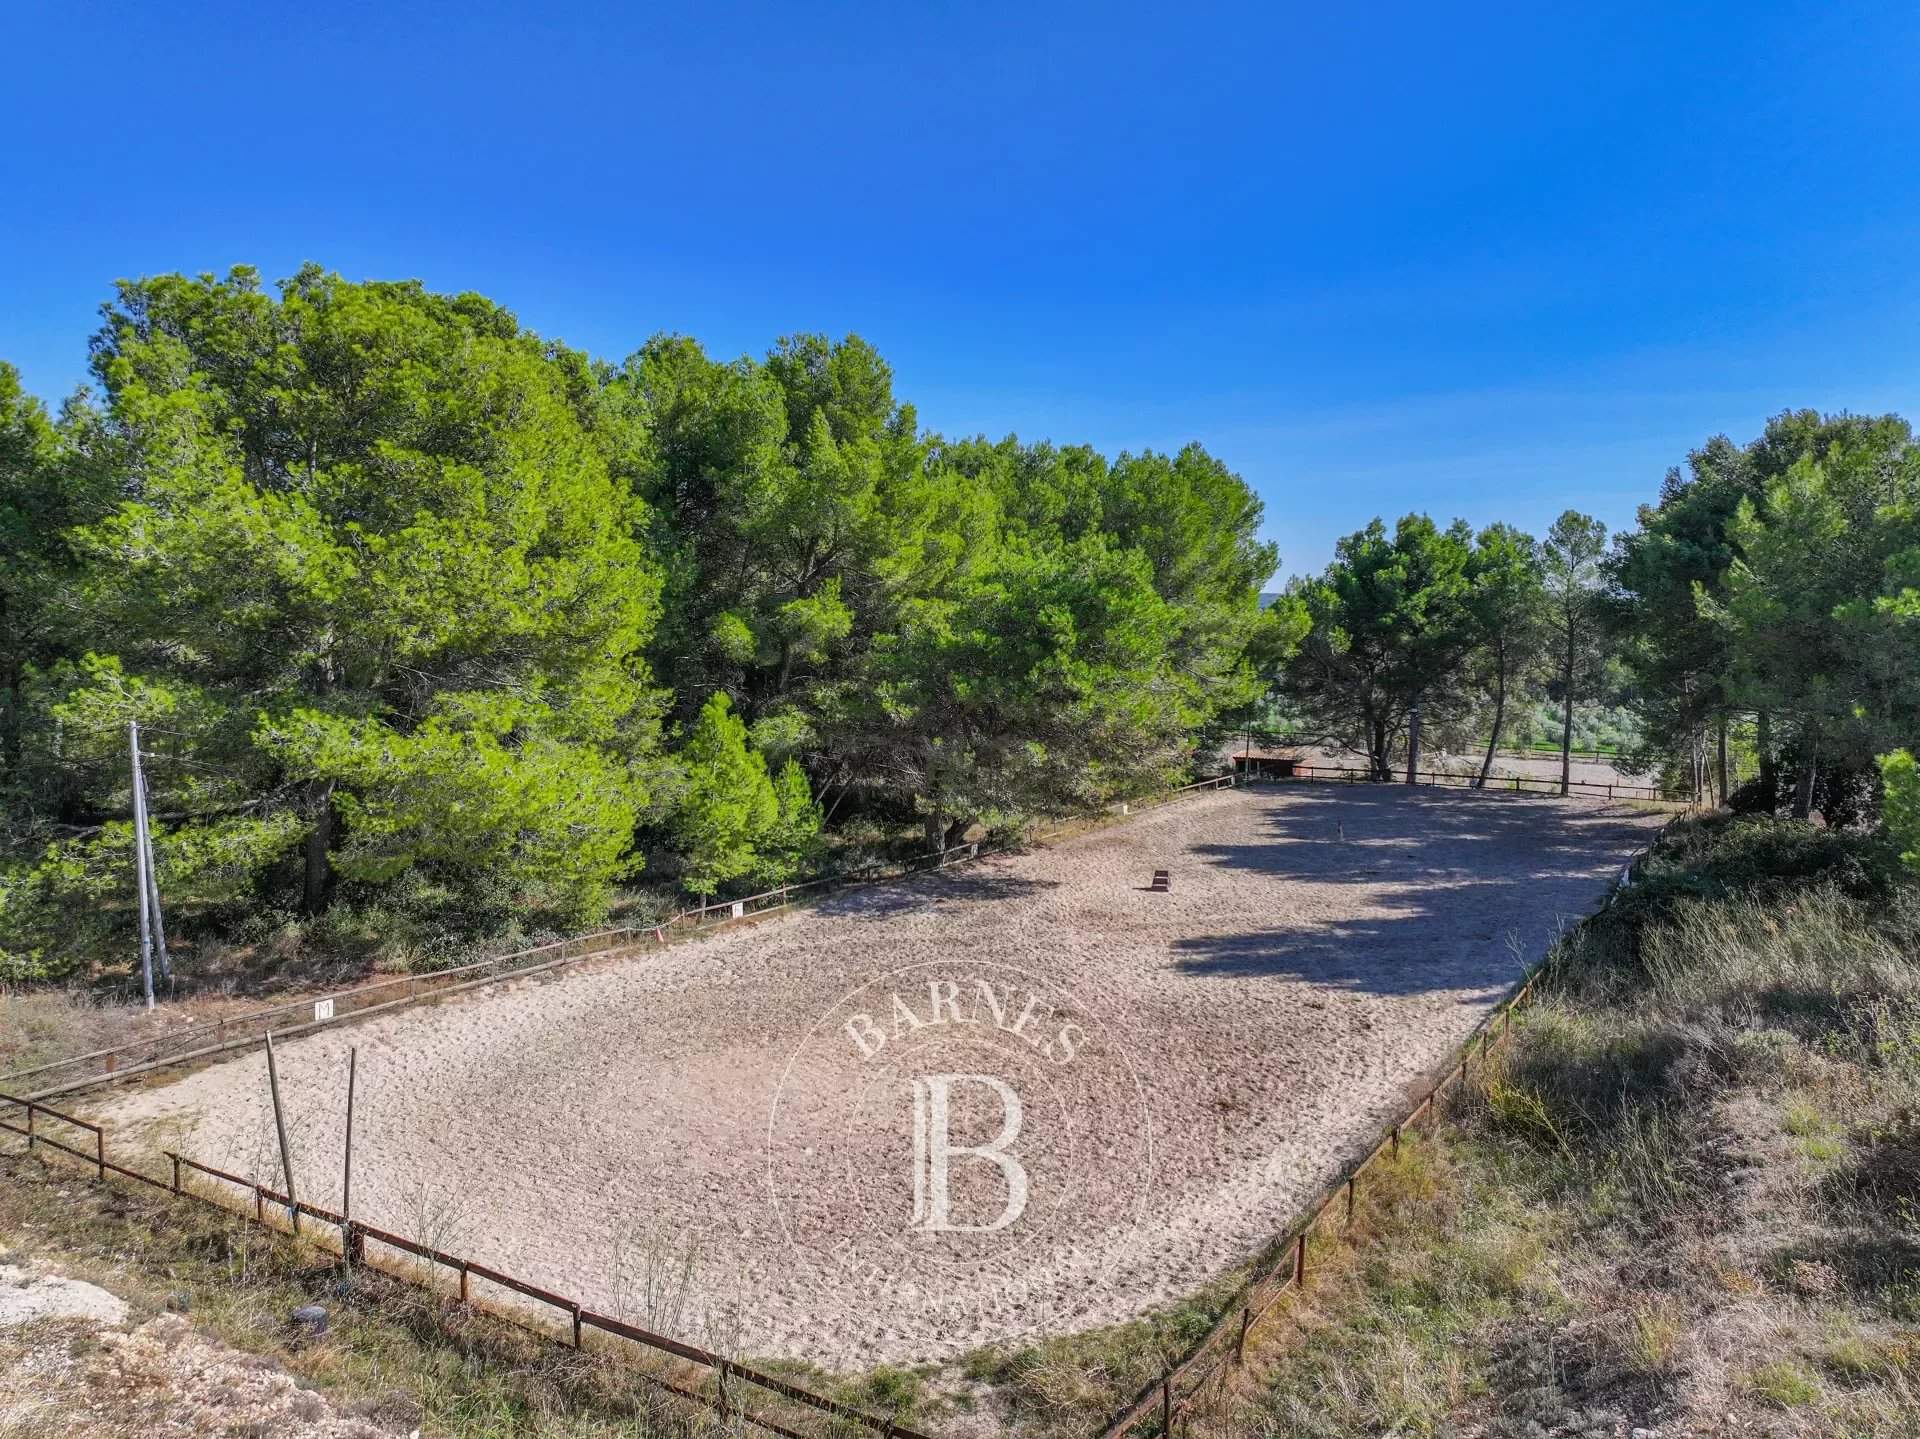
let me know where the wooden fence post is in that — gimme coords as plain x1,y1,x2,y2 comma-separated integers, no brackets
264,1032,300,1234
1294,1231,1307,1285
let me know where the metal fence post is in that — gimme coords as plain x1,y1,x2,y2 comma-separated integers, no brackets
1294,1231,1307,1285
25,1104,33,1154
95,1130,104,1181
171,1153,182,1194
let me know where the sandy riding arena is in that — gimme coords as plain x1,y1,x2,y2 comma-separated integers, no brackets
94,785,1663,1368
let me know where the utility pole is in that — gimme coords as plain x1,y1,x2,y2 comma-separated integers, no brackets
129,721,155,1010
130,731,171,984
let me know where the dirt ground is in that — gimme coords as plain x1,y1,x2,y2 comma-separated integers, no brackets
89,784,1664,1369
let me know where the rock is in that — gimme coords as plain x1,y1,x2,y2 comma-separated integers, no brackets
165,1290,191,1313
0,1262,130,1328
288,1303,328,1336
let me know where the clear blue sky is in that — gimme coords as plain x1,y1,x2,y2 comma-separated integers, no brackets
4,1,1917,581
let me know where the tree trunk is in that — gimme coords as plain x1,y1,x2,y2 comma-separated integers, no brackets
1476,670,1507,789
924,788,945,851
0,656,21,782
1757,710,1776,813
1405,705,1421,785
302,780,334,916
1716,712,1729,807
1559,686,1574,797
1792,728,1817,821
1370,719,1390,781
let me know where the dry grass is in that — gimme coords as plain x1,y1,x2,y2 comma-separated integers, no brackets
1160,814,1920,1438
0,1143,926,1438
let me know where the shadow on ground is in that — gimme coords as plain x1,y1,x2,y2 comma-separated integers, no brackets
1168,784,1654,1001
816,868,1064,921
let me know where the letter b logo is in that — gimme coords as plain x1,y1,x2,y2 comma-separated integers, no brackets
909,1074,1029,1233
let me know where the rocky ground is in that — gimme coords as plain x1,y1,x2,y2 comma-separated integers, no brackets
0,1254,397,1438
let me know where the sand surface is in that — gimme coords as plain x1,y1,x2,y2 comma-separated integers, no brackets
93,784,1662,1367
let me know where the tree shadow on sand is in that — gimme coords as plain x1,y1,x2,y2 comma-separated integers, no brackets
1167,785,1655,1000
817,868,1062,921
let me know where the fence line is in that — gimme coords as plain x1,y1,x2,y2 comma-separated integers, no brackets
1255,733,1632,765
5,773,1687,1439
7,774,1241,1103
1239,758,1683,804
0,1089,929,1439
1089,803,1697,1439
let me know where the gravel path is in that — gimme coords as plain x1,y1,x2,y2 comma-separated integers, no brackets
95,784,1663,1368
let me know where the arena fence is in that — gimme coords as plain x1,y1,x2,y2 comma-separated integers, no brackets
1089,803,1698,1439
0,1090,930,1439
1255,733,1631,766
1241,757,1682,803
4,771,1688,1439
5,773,1240,1103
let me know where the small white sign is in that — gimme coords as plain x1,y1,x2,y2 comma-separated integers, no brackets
313,998,335,1023
731,901,745,919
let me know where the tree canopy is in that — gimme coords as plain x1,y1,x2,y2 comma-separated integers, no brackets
14,266,1919,986
0,266,1286,979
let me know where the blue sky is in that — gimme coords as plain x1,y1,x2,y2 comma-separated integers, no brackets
4,1,1917,581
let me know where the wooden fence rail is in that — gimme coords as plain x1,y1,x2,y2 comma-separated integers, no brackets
1256,733,1633,765
1245,760,1682,803
9,775,1242,1101
4,1088,932,1439
1090,804,1696,1439
6,780,1691,1439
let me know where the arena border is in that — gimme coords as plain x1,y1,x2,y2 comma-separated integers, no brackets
1245,756,1686,803
5,774,1240,1102
1086,791,1699,1439
3,773,1684,1437
0,1088,928,1439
